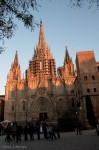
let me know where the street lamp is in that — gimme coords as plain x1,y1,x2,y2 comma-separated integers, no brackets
78,107,82,122
76,99,82,121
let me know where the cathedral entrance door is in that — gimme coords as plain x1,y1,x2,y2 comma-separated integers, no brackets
39,113,48,121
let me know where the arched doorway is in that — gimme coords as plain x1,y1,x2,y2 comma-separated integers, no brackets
39,112,48,121
30,97,55,121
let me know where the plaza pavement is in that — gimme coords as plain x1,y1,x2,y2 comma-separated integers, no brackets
0,129,99,150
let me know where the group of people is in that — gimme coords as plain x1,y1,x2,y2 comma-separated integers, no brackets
3,121,60,142
37,121,60,140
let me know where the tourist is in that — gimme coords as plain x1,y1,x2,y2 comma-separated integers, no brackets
36,120,40,140
28,122,34,140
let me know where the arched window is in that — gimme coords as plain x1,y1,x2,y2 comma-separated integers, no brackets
72,98,75,107
98,66,99,72
92,76,95,80
94,88,97,92
59,99,63,109
59,98,63,102
77,100,80,108
11,102,14,111
22,101,25,110
87,88,90,93
84,76,87,80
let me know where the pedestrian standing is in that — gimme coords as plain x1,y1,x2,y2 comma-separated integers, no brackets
29,122,34,140
42,122,48,139
36,120,40,140
24,123,29,141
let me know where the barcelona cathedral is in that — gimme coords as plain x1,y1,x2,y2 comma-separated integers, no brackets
4,21,99,127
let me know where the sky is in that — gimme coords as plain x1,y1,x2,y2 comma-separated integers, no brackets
0,0,99,95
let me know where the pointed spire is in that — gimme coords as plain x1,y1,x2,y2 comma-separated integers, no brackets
31,20,54,61
32,47,37,60
22,73,24,79
13,51,19,66
38,20,46,48
65,46,71,63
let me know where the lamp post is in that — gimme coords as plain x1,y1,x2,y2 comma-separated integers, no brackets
76,99,82,122
76,108,82,121
78,106,82,122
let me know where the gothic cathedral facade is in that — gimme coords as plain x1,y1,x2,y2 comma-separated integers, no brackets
4,21,99,126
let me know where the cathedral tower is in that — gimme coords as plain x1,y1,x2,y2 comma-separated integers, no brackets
64,46,75,78
4,21,75,123
28,21,56,79
4,51,23,121
24,21,58,121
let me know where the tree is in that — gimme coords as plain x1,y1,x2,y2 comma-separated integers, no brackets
0,0,40,52
86,95,96,127
69,0,99,8
0,0,99,53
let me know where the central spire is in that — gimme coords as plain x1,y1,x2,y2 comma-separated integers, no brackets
65,46,71,63
38,20,46,49
29,21,56,77
13,51,19,67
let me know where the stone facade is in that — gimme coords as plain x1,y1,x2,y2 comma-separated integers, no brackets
4,21,76,122
0,95,5,122
75,51,99,127
4,21,99,126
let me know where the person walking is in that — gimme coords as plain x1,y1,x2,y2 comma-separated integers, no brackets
28,122,34,140
56,124,60,138
76,121,82,135
11,124,16,141
51,125,57,140
16,124,23,142
5,123,12,142
42,122,48,139
24,123,29,141
36,120,40,140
